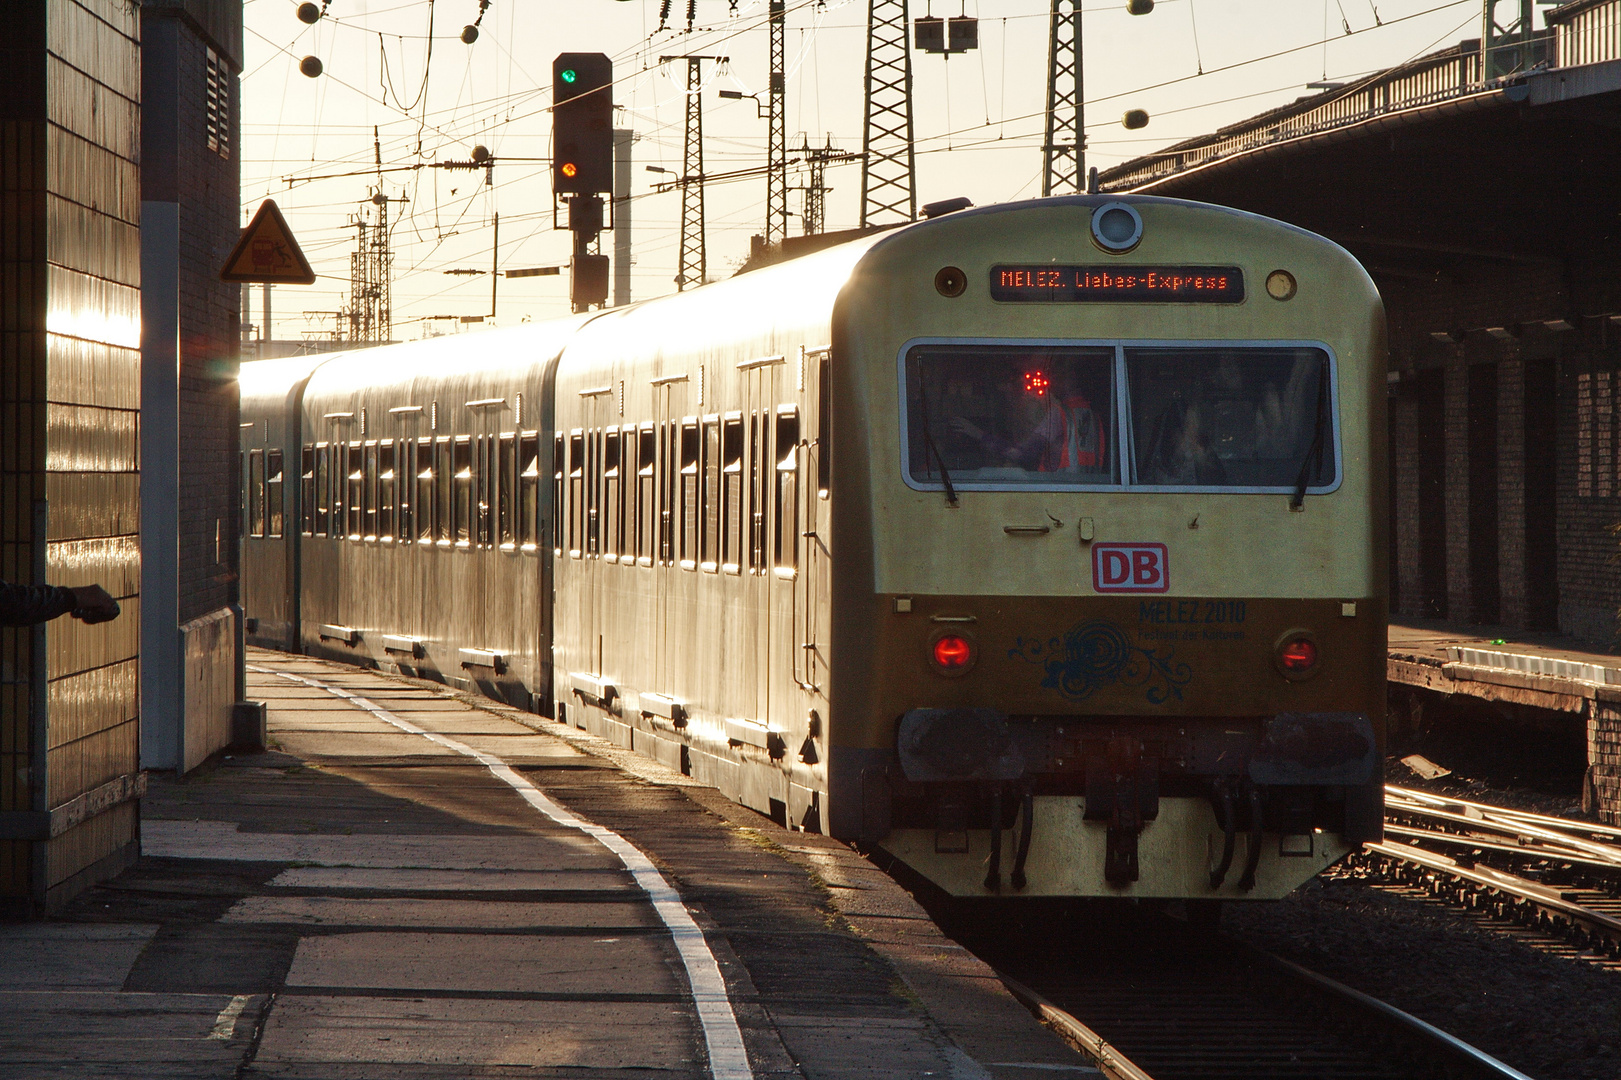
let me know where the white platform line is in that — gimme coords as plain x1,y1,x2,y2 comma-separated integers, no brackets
248,665,754,1080
209,994,249,1040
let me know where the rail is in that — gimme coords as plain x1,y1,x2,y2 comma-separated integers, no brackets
997,941,1532,1080
1347,784,1621,960
1098,0,1621,192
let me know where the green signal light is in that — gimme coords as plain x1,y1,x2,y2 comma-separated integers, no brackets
561,69,577,84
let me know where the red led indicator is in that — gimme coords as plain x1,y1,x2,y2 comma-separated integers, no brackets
1024,370,1050,396
1278,638,1318,672
932,635,973,669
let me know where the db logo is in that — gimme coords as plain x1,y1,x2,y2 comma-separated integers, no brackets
1092,542,1169,593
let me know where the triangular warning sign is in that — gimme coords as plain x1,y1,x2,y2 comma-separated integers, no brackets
220,200,316,284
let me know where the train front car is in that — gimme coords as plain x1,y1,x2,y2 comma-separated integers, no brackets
832,197,1386,900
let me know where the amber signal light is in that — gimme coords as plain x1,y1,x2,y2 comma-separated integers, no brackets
561,162,579,178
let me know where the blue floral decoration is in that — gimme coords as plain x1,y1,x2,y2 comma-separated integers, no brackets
1009,619,1192,704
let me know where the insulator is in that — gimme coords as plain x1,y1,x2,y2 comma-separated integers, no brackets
300,55,323,78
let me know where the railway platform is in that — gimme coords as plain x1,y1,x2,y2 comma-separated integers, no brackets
0,649,1086,1079
1387,620,1621,819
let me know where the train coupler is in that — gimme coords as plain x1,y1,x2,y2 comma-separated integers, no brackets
1084,736,1160,885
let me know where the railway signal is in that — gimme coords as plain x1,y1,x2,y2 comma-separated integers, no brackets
553,53,613,195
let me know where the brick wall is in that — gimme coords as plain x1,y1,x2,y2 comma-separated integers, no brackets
1497,357,1528,626
0,0,143,912
151,13,240,624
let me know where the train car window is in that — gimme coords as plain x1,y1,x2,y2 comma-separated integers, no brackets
240,451,247,537
301,446,315,536
701,419,720,572
363,442,379,540
267,450,284,538
397,438,414,542
416,437,434,543
498,433,517,548
568,430,584,558
248,449,265,537
474,435,490,548
721,416,743,573
552,433,565,555
603,429,621,562
679,420,699,571
453,435,473,547
904,344,1117,490
658,423,674,565
1125,347,1335,490
377,441,395,541
314,444,330,537
748,412,769,572
817,355,831,499
774,407,800,575
347,442,364,539
586,429,600,557
435,437,453,544
518,432,539,552
637,425,655,566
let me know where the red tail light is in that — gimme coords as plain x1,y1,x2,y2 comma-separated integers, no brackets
1276,634,1319,679
930,633,976,675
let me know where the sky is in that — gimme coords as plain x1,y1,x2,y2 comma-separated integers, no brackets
240,0,1515,342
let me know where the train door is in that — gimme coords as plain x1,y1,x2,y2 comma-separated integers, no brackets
652,377,685,695
740,358,783,728
800,348,830,700
580,389,610,682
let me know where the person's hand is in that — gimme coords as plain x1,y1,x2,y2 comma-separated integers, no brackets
948,416,984,442
70,585,120,624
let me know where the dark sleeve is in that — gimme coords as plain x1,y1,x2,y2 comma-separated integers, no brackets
0,581,79,627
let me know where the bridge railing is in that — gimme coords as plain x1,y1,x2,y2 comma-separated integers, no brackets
1100,0,1621,193
1550,0,1621,68
1098,43,1489,190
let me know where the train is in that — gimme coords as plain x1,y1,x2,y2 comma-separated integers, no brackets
240,194,1387,900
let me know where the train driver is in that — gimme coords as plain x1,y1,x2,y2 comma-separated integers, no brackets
950,364,1108,476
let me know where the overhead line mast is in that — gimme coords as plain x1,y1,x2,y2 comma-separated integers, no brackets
860,0,917,227
1042,0,1084,197
662,55,727,291
765,0,789,246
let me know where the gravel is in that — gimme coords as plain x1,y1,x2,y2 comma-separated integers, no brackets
1223,700,1619,1080
1223,874,1621,1080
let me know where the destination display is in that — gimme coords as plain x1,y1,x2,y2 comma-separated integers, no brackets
990,265,1245,303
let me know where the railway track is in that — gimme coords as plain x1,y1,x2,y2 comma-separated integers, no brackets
1332,785,1621,964
961,905,1530,1080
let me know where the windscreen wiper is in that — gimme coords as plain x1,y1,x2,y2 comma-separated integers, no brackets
1289,358,1330,511
915,366,959,507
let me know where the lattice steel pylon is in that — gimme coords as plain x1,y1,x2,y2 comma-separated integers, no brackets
1042,0,1084,197
346,193,394,343
676,57,710,291
860,0,916,227
765,0,789,245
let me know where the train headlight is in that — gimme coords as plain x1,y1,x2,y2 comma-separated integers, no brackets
1274,630,1320,680
930,632,977,676
1090,202,1143,253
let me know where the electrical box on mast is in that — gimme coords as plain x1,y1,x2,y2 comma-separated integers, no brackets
553,53,613,195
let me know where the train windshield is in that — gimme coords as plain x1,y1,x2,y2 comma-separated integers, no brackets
1126,347,1331,488
902,342,1336,493
904,345,1119,486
